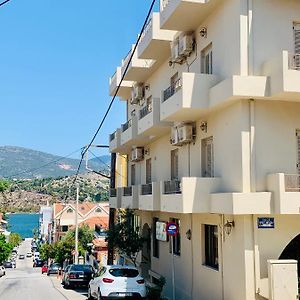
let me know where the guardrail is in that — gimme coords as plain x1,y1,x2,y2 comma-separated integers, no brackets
121,119,132,132
139,104,152,119
123,186,133,197
141,183,152,195
109,131,117,142
285,174,300,192
162,78,182,102
110,188,117,197
289,53,300,70
163,180,181,194
160,0,170,11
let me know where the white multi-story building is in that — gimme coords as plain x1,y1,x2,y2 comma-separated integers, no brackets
108,1,300,299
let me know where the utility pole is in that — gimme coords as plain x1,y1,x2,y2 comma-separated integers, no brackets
107,153,116,265
75,182,79,264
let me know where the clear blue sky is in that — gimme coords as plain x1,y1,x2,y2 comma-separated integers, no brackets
0,0,159,159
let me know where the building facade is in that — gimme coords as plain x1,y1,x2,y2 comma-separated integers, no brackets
109,1,300,299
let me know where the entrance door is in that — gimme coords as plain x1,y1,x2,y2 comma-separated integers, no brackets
202,137,214,177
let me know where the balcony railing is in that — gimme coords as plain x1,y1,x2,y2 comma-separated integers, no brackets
285,174,300,192
110,188,117,198
122,49,132,68
139,104,152,119
109,131,117,142
164,180,181,194
121,119,132,132
123,186,133,197
140,17,153,41
289,53,300,70
141,183,152,195
160,0,170,11
162,78,182,102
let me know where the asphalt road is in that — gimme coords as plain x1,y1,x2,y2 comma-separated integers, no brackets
0,239,87,300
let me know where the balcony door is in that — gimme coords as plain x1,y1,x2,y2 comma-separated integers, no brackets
131,164,136,186
171,149,179,180
146,158,152,184
201,43,213,75
202,137,214,177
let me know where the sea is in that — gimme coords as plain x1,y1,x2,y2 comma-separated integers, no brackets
6,213,40,238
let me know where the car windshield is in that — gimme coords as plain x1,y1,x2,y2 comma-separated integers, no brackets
70,265,93,272
51,264,60,269
109,268,139,278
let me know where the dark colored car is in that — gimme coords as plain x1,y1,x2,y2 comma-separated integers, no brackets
62,264,94,289
33,259,44,267
3,261,13,268
47,263,61,275
19,254,25,260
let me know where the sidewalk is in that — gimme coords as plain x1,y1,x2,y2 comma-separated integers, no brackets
49,274,87,300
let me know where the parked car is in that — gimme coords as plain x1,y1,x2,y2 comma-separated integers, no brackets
26,252,32,258
0,266,5,277
41,264,48,274
88,265,146,299
19,254,25,260
62,264,94,289
33,259,44,267
47,263,61,275
3,261,13,268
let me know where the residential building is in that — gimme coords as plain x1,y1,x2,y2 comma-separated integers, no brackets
39,206,53,243
108,1,300,299
52,202,109,242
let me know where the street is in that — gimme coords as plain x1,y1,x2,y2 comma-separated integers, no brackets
0,239,87,300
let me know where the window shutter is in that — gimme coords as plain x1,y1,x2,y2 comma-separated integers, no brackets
146,159,152,184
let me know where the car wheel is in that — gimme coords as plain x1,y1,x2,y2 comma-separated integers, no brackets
87,286,93,300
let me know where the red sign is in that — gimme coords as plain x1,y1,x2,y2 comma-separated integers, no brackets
166,222,179,236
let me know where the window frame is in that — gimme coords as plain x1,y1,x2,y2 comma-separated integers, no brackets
203,224,219,270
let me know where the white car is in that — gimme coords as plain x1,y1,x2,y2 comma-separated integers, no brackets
0,266,5,277
88,265,146,299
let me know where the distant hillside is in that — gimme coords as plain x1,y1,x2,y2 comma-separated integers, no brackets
0,146,111,179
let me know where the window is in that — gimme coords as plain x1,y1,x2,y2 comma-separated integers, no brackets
131,164,136,186
204,224,219,269
171,149,179,180
152,218,159,258
133,214,140,232
146,158,152,184
169,218,180,256
67,208,73,213
95,207,102,213
201,43,213,74
202,137,214,177
61,225,68,232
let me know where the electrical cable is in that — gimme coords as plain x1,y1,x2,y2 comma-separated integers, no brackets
4,148,83,179
71,0,157,186
0,0,11,7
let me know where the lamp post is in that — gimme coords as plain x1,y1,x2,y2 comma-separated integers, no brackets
75,182,79,264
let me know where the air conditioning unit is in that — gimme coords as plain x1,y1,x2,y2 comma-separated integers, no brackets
131,147,144,162
178,125,194,144
178,33,194,57
170,127,180,146
171,39,182,63
131,84,144,104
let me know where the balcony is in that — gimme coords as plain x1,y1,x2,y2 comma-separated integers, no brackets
139,182,161,211
209,75,268,109
109,129,121,153
121,45,156,82
160,0,221,31
160,72,219,122
121,186,139,209
109,67,133,100
210,192,271,215
138,97,170,137
267,173,300,214
160,177,221,213
262,51,300,101
109,188,121,209
138,12,177,62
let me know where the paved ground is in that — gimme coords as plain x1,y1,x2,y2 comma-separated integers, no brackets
0,239,87,300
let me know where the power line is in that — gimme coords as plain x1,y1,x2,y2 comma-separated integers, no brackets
72,0,157,185
5,148,83,179
0,0,11,7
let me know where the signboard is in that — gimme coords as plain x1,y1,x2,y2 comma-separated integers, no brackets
156,221,167,242
258,217,275,229
166,222,179,237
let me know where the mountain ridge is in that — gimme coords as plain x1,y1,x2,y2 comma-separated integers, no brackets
0,146,110,179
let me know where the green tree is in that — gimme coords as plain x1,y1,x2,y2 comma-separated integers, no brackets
0,180,10,211
106,209,144,265
40,243,55,261
0,234,12,263
64,224,94,251
8,233,22,248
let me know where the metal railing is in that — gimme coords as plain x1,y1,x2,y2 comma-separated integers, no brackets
285,174,300,192
289,53,300,70
140,17,153,41
160,0,170,11
110,188,117,197
123,186,133,197
109,131,117,142
110,70,117,84
122,49,132,68
121,119,132,132
162,78,182,103
164,180,181,194
141,183,152,195
139,104,152,119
